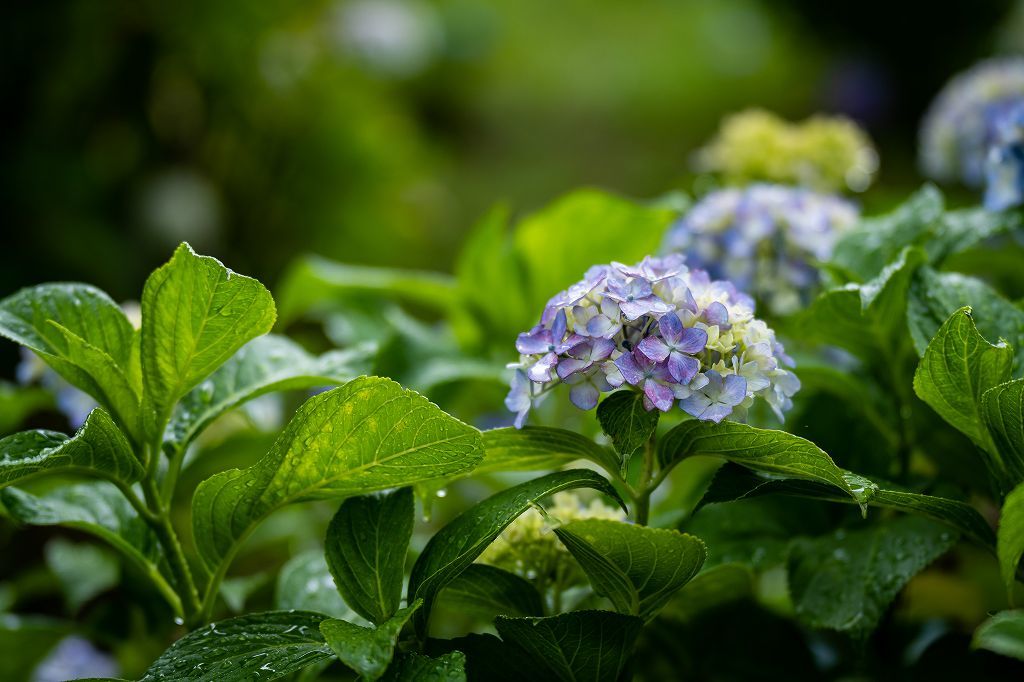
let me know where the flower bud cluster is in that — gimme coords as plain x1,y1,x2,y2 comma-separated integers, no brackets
505,255,799,427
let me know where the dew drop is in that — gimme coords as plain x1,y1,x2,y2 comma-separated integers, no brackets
435,488,447,498
174,616,185,626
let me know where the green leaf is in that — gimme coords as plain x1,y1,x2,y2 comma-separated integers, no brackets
139,611,335,682
494,610,643,682
553,519,705,621
698,463,996,548
0,283,140,437
514,189,674,312
788,516,957,637
455,204,532,342
192,377,482,581
972,610,1024,661
478,427,619,477
999,483,1024,605
657,420,873,510
326,488,414,625
165,334,372,455
276,255,459,327
914,307,1013,455
275,550,351,619
44,537,119,612
438,564,544,619
0,409,142,489
383,651,466,681
908,268,1024,368
802,248,924,360
830,184,943,281
982,380,1024,492
596,391,658,465
320,601,420,681
926,206,1022,264
141,243,276,434
408,469,624,637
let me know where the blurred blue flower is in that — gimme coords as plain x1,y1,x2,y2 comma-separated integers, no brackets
920,57,1024,195
663,184,859,314
984,101,1024,211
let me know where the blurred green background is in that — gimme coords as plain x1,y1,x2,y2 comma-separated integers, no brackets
2,0,1018,307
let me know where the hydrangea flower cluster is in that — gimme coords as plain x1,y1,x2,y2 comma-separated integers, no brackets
505,254,799,428
479,492,626,589
920,57,1024,209
698,109,878,193
663,184,860,315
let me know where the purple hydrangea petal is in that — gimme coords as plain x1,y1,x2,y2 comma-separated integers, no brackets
586,315,617,337
551,308,568,342
637,336,670,363
677,327,709,354
699,402,735,423
590,338,616,361
528,352,558,382
569,381,601,410
702,301,729,326
516,327,552,355
667,352,699,384
556,357,591,380
720,374,748,406
614,351,644,386
658,312,684,345
680,392,713,418
643,380,675,412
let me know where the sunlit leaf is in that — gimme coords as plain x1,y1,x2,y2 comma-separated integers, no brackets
553,519,705,621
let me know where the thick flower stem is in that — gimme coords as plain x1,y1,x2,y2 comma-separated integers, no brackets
142,477,202,625
631,438,657,526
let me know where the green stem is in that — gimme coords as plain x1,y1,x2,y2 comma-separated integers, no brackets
142,477,202,625
631,438,657,526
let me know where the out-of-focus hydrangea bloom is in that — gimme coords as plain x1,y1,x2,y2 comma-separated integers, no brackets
984,100,1024,211
663,184,860,315
32,636,119,682
920,57,1024,210
480,492,626,590
505,254,799,427
698,109,878,193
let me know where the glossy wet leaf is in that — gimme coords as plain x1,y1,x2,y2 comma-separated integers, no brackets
494,610,643,682
788,516,957,637
1,482,162,577
830,185,942,281
165,334,372,455
999,483,1024,605
698,463,995,547
908,269,1024,370
320,601,420,681
141,243,276,434
275,550,350,619
657,420,872,510
596,390,658,464
478,427,618,477
325,487,414,625
972,610,1024,661
982,379,1024,492
914,307,1013,455
0,409,142,489
382,651,466,681
139,611,334,682
407,469,623,637
553,519,705,621
438,564,544,619
192,377,483,579
801,248,924,360
0,283,140,438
